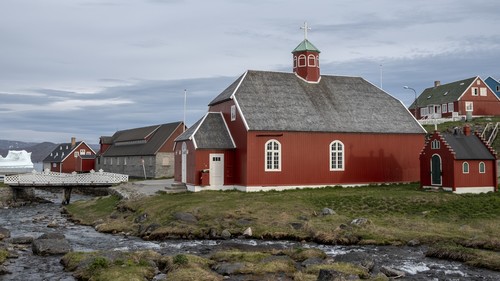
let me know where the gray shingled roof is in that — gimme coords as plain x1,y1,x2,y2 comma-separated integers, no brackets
175,113,235,149
442,133,495,160
103,122,182,157
209,70,425,134
409,77,476,109
43,142,83,163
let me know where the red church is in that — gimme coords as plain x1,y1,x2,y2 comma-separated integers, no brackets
420,126,498,193
174,29,426,191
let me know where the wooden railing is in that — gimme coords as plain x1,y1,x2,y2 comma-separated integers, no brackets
4,169,128,186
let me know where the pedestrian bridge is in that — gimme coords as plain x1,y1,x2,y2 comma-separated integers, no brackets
4,169,128,204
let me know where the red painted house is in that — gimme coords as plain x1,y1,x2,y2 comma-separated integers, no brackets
409,77,500,120
174,36,426,192
43,137,96,173
420,126,498,193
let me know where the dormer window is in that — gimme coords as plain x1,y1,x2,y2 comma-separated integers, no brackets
431,139,440,149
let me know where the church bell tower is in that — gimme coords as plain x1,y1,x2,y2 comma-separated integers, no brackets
292,22,321,83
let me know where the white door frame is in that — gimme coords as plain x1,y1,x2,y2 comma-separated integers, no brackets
181,142,187,183
209,153,224,186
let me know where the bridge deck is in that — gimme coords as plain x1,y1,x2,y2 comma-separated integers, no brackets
4,170,128,187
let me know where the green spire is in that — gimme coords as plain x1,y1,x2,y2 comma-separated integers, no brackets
292,39,320,53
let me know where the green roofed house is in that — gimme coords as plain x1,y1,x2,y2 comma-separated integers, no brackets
409,77,500,120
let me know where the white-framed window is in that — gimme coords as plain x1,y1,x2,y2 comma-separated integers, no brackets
479,162,485,173
104,158,107,165
442,104,447,113
80,149,86,155
110,158,113,165
431,139,440,149
265,139,281,171
448,102,454,112
420,107,428,116
117,157,120,165
465,102,473,112
74,152,79,158
231,105,236,121
293,56,297,68
463,162,469,174
52,163,56,168
472,87,478,96
298,54,306,67
308,54,316,66
124,157,127,165
496,85,500,92
330,140,344,171
477,80,481,85
480,87,487,96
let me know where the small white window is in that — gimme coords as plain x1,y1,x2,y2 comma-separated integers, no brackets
431,139,440,149
265,140,281,171
74,152,79,158
162,158,169,166
293,56,297,68
496,85,500,92
308,54,316,66
448,102,454,112
479,162,485,173
472,87,478,96
477,80,481,85
80,149,86,155
52,163,56,168
231,105,236,121
442,104,447,113
117,158,120,165
298,54,306,67
465,102,473,112
463,162,469,174
104,158,107,164
480,87,487,96
110,158,113,165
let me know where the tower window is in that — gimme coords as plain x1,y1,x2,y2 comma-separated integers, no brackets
298,54,306,67
308,54,316,66
293,56,297,68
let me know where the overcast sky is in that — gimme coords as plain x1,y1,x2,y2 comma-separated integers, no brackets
1,0,499,144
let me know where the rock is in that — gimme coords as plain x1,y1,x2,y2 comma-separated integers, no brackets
237,219,252,226
350,218,371,226
47,220,59,228
301,257,325,268
0,227,11,240
407,239,421,247
32,239,71,256
317,269,342,281
134,213,148,223
0,265,11,275
321,208,336,216
243,227,252,237
8,236,34,244
380,266,405,278
290,222,303,230
173,212,198,223
209,228,218,238
139,223,161,237
221,229,231,240
32,233,71,256
214,262,245,275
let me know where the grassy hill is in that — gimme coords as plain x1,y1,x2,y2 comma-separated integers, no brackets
422,117,500,153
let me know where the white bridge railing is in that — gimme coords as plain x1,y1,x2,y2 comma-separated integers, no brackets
5,169,128,186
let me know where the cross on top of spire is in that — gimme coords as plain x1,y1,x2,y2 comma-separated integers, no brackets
300,21,311,39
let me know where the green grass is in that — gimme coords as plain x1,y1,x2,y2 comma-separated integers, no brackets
0,249,8,264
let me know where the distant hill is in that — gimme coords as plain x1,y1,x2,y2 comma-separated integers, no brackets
0,140,38,150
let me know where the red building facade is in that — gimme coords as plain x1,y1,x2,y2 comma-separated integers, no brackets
174,36,426,192
420,127,498,193
43,138,96,173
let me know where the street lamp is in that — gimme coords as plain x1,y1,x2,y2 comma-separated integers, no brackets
403,86,418,118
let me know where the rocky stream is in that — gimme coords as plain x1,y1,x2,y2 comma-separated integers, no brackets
0,189,499,280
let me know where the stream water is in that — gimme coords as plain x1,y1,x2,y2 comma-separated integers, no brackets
0,190,499,281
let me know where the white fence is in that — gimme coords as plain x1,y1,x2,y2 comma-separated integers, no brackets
4,169,128,186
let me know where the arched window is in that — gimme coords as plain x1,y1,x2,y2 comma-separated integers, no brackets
293,56,297,68
479,162,486,173
431,139,440,149
308,54,316,66
316,55,320,67
462,162,469,174
265,140,281,171
298,54,306,67
330,140,344,171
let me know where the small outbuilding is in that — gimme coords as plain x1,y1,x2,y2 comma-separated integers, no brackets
420,125,498,193
43,137,96,173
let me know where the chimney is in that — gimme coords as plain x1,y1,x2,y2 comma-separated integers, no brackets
434,81,441,87
463,125,471,136
71,137,76,148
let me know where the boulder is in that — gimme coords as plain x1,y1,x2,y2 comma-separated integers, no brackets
380,266,406,278
317,269,342,281
8,236,34,244
350,218,371,226
301,257,325,268
0,265,11,275
32,233,71,256
0,227,10,240
173,212,198,224
243,227,252,237
407,239,421,247
321,208,336,216
214,262,245,275
221,229,231,240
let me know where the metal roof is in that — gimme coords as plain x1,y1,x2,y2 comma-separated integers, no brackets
43,142,83,163
175,113,235,149
442,133,495,160
209,70,425,134
292,39,321,53
409,77,476,109
102,122,183,156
